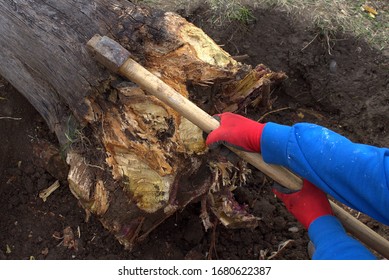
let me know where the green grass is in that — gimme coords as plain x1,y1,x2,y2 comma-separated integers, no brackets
206,0,256,25
228,5,256,24
258,0,388,50
60,115,89,157
136,0,388,52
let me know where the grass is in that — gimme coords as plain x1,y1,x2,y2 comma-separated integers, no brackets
60,115,90,156
258,0,388,51
134,0,388,51
228,5,256,24
206,0,256,25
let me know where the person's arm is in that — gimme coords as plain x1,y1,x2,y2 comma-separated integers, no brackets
261,122,389,225
206,113,380,260
205,113,389,223
308,215,376,260
273,180,377,260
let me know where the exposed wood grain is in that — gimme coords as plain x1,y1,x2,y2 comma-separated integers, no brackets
0,0,291,250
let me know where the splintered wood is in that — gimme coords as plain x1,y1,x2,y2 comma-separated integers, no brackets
69,12,285,249
68,11,285,249
3,2,285,250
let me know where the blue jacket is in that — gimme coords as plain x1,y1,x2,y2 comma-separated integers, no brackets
261,122,389,260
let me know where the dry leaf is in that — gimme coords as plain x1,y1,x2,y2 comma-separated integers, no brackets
361,5,378,18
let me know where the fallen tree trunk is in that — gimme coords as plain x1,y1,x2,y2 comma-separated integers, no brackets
0,0,286,249
1,0,388,258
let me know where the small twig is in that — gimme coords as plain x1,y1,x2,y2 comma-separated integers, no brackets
0,116,22,121
83,158,105,170
232,54,250,61
52,232,64,240
227,32,239,54
39,180,60,202
298,108,325,120
86,163,105,171
325,33,333,55
257,107,291,122
301,33,319,51
268,239,295,260
200,196,213,231
208,221,219,260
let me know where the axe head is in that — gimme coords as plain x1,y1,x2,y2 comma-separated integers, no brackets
87,34,131,73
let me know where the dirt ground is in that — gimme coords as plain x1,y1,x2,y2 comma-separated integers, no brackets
0,6,388,260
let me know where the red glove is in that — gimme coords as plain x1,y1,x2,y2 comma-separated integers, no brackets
273,180,333,229
205,112,265,153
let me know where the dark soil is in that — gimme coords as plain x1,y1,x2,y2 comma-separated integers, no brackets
1,7,388,260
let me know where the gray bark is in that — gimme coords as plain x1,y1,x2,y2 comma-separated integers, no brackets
0,0,166,142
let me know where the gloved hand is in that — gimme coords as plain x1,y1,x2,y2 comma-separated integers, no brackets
272,180,333,229
205,112,265,153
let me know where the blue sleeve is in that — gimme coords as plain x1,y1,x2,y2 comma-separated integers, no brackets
308,215,377,260
261,122,389,225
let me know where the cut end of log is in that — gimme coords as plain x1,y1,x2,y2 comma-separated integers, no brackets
80,30,286,248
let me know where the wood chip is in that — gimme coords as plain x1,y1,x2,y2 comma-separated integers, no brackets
39,180,60,202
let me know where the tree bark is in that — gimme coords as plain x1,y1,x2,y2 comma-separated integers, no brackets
0,0,285,249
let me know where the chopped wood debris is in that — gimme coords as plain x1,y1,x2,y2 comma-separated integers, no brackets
39,180,60,202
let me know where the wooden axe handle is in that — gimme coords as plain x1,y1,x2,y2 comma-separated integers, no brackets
119,55,303,191
87,35,389,259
